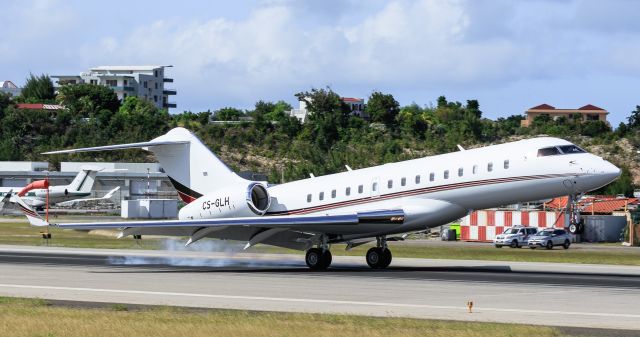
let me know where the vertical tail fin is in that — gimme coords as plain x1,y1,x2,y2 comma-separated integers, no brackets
67,167,100,193
146,128,247,202
44,128,248,203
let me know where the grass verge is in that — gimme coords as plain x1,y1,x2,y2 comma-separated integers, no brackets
0,296,567,337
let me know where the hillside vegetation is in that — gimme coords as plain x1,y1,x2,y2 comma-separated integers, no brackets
2,77,639,195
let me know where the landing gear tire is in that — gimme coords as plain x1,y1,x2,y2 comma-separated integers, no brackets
495,245,503,248
322,249,332,268
366,247,392,269
563,240,571,249
569,221,585,234
546,241,554,250
381,249,392,269
569,223,578,234
306,248,332,270
510,240,519,248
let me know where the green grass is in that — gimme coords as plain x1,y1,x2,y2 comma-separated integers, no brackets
1,219,639,265
0,296,568,337
0,219,162,250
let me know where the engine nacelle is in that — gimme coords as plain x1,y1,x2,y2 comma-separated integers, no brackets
178,182,271,220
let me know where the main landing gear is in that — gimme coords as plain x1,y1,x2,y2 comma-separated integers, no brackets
304,235,394,270
305,235,332,270
366,236,392,269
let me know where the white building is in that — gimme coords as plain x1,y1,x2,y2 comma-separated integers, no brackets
0,80,21,97
288,96,368,122
52,65,177,110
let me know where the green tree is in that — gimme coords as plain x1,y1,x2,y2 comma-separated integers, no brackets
56,84,120,116
20,73,55,102
626,105,640,129
214,107,243,121
0,92,12,119
296,87,349,150
366,91,400,126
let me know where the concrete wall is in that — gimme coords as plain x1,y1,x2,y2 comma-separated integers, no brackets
0,161,48,171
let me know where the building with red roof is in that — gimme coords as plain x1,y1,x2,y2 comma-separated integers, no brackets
544,195,637,215
521,103,608,127
16,103,64,110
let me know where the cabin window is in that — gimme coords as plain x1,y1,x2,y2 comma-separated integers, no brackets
388,180,393,189
372,182,378,192
415,175,421,184
472,165,478,174
444,170,449,179
504,160,510,169
358,185,363,193
487,162,493,172
429,172,435,181
401,177,406,186
307,194,312,203
331,189,336,198
458,168,463,177
346,187,351,196
319,192,324,201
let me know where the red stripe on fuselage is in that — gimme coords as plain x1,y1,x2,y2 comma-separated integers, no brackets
266,173,576,216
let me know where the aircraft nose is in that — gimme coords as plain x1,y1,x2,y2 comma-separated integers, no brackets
597,160,621,184
603,160,621,178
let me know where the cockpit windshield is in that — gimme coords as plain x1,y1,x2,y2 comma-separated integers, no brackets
557,145,585,154
537,144,586,157
537,147,561,157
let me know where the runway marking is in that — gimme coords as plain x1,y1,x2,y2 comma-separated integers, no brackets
1,283,639,319
0,254,104,261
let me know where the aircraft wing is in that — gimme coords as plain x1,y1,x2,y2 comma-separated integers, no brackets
16,195,404,248
25,209,404,230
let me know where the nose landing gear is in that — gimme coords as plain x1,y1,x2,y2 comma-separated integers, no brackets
567,193,584,234
366,236,392,269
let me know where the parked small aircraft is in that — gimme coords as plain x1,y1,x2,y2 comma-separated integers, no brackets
0,166,100,211
19,128,620,269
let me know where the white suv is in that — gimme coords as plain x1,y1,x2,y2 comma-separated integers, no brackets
494,226,538,248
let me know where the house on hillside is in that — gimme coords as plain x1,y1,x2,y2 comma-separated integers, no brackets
521,104,609,127
288,96,367,122
0,80,21,97
52,65,177,110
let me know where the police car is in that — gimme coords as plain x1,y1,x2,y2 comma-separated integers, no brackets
494,226,538,248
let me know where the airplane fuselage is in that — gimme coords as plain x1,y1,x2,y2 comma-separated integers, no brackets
179,137,619,238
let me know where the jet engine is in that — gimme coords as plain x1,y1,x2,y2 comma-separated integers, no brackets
178,182,271,220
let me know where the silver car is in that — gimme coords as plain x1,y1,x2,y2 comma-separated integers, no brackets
527,228,572,250
494,226,538,248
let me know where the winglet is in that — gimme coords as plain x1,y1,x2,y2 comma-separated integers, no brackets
12,195,50,227
103,186,121,199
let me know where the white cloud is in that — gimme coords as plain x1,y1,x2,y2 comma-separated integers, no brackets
3,0,639,119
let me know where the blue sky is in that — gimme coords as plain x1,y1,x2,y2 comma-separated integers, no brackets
2,0,639,126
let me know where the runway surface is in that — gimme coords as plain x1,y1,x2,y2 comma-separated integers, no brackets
0,244,639,330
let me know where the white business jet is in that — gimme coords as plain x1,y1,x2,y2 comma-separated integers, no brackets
0,166,101,212
19,128,620,270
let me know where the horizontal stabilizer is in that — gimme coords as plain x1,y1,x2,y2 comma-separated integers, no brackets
42,140,189,155
12,195,49,227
